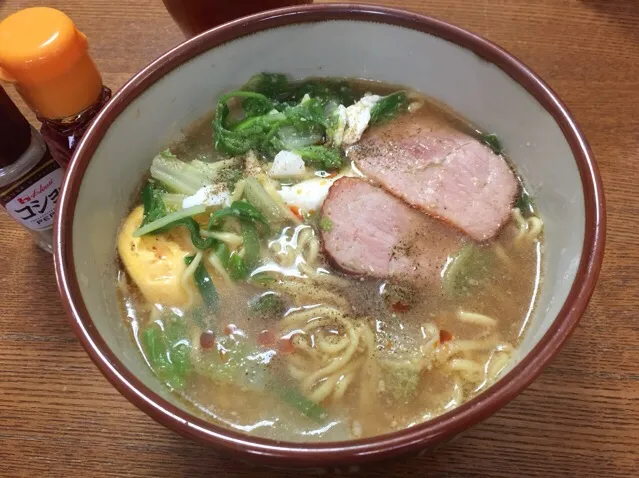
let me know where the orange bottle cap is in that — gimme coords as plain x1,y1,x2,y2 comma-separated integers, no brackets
0,7,103,119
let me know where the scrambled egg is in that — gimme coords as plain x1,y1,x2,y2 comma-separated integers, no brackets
117,206,193,307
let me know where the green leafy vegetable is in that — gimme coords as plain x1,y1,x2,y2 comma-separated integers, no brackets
213,91,285,156
140,181,167,226
241,73,289,99
195,336,268,391
381,365,420,403
141,320,192,389
295,145,343,170
242,177,291,226
208,200,270,234
516,188,534,215
241,220,261,270
229,253,247,281
370,91,409,125
443,243,495,295
215,243,231,268
481,133,503,155
248,292,285,319
270,381,327,422
281,79,356,107
134,204,206,237
319,216,334,232
185,255,220,312
150,150,242,195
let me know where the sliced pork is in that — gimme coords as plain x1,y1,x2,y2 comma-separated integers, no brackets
320,177,463,285
349,113,518,241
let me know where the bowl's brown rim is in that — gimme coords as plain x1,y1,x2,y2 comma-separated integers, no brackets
54,3,606,467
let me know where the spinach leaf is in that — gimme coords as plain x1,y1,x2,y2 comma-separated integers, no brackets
213,91,282,156
481,133,503,155
140,181,167,227
370,91,409,125
248,292,285,319
295,145,343,170
241,73,289,99
281,79,357,107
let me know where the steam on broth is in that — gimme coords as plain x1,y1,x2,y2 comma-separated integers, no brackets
116,75,543,442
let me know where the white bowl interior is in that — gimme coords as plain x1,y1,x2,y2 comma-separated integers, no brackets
72,20,585,411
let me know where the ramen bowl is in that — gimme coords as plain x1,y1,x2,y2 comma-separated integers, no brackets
54,4,605,469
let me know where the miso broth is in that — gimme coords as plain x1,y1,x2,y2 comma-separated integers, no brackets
116,75,542,442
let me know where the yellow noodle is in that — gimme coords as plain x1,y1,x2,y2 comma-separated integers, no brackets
486,351,512,381
275,281,351,311
308,374,342,403
457,310,498,327
333,372,356,401
200,230,243,248
298,262,351,288
448,358,485,381
207,252,234,286
527,216,543,240
288,363,310,381
279,305,346,330
316,333,351,355
180,251,202,310
301,320,360,390
231,179,245,203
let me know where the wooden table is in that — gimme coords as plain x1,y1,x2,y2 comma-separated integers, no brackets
0,1,636,476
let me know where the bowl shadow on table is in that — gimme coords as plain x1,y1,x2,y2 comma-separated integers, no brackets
160,346,597,477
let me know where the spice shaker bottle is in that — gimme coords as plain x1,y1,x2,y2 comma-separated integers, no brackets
0,86,64,253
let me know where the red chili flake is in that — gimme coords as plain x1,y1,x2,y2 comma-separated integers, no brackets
224,324,238,336
199,330,216,350
391,301,411,313
277,337,295,355
440,330,454,343
289,205,303,220
257,330,276,348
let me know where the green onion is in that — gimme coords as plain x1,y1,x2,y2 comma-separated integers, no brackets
215,243,231,268
241,220,260,271
169,217,218,250
185,255,220,312
208,201,270,234
229,254,247,281
271,382,326,422
133,205,206,237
